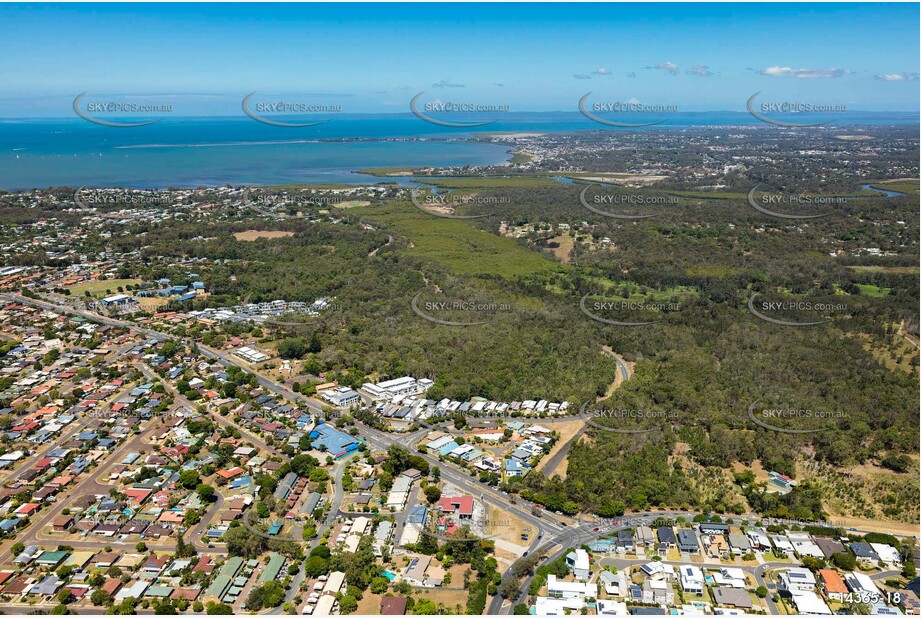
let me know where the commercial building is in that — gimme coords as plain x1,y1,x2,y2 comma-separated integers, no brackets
362,376,433,399
321,386,361,408
308,423,360,458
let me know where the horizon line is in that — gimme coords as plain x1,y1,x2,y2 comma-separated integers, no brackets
2,110,919,121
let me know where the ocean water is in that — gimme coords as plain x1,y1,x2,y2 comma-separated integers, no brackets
0,113,916,190
0,118,516,190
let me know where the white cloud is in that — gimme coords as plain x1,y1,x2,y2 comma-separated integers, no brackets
650,62,679,75
873,72,919,82
593,67,612,76
759,66,853,79
432,80,465,88
686,65,714,77
626,97,641,105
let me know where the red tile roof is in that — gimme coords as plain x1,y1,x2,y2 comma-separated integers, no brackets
819,569,848,594
437,495,474,516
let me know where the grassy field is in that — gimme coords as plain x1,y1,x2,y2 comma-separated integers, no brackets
506,151,533,165
855,331,917,374
581,277,698,300
67,278,142,297
663,190,748,200
871,179,920,196
356,167,418,177
365,200,565,278
685,264,741,277
848,265,919,275
855,283,891,297
546,234,574,263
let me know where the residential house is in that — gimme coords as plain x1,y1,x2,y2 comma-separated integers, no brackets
850,542,881,563
566,549,590,581
707,535,730,559
678,565,704,594
380,596,408,615
746,528,771,551
403,556,432,587
642,579,674,605
639,562,674,581
712,567,746,589
727,533,751,556
677,529,699,553
818,569,848,602
599,570,627,597
779,568,817,594
635,525,655,549
547,574,597,601
898,590,920,616
844,572,880,596
814,538,845,559
788,591,832,615
616,530,635,552
699,522,730,535
713,587,753,610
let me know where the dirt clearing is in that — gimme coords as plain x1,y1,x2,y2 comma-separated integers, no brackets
233,230,295,241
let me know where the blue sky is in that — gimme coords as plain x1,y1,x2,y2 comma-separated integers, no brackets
1,3,918,116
